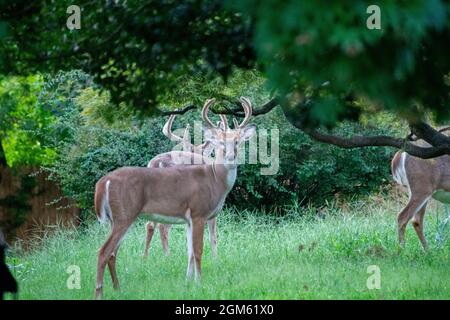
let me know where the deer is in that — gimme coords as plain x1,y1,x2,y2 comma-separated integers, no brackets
391,127,450,249
144,109,229,258
0,230,18,300
93,97,256,299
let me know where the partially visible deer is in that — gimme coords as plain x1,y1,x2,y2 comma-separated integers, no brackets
0,230,18,300
391,127,450,249
93,97,256,299
144,108,228,258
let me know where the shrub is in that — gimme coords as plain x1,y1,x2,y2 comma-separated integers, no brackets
39,71,398,220
228,108,396,211
46,109,396,220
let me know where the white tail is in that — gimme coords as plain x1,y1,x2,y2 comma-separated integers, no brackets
94,180,111,224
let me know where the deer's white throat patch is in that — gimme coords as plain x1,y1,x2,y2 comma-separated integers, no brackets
226,167,237,191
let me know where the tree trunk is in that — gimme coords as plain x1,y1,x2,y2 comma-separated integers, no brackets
0,141,6,167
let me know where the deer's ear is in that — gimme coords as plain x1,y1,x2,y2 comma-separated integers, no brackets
240,124,257,141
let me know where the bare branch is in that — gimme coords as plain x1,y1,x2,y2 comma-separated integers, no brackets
407,125,450,141
409,121,450,148
212,98,279,116
304,128,450,159
156,98,450,159
439,126,450,133
157,98,280,117
157,104,197,116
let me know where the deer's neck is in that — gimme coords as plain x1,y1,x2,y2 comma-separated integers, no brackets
224,166,237,192
212,146,238,191
212,161,238,192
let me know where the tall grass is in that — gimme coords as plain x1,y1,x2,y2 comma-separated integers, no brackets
6,194,450,300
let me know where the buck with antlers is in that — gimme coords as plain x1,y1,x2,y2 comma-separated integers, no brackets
391,128,450,249
93,97,256,299
144,109,229,258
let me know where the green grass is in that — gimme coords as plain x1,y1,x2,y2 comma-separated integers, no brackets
6,195,450,300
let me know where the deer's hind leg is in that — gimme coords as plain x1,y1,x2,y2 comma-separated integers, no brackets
108,242,122,290
95,217,134,300
412,204,428,250
397,194,431,248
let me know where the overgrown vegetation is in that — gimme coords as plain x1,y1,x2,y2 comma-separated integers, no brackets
6,195,450,300
0,1,449,302
26,71,399,219
0,75,55,167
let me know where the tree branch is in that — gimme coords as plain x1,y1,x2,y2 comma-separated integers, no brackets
409,121,450,148
304,128,450,158
156,104,197,116
157,98,280,117
275,94,450,159
212,98,280,116
157,97,450,159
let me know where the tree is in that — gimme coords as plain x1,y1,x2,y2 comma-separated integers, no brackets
1,0,449,158
0,75,55,167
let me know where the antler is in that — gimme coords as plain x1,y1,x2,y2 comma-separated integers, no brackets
201,98,218,129
233,97,253,129
162,115,186,142
219,115,229,130
201,98,232,131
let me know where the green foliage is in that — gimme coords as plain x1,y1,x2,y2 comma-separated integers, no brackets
0,70,398,220
34,71,166,214
0,75,55,167
46,122,172,214
0,0,254,112
229,108,397,210
231,0,450,124
1,1,449,126
44,94,396,217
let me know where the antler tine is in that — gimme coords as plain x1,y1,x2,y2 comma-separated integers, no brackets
183,124,191,141
182,124,193,152
162,114,184,142
201,98,217,128
237,96,253,128
232,117,239,129
219,114,229,130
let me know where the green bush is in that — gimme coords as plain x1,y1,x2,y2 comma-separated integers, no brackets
39,71,398,219
46,111,396,220
228,108,396,210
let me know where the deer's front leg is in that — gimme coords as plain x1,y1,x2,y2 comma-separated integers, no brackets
186,214,194,279
207,218,218,258
159,224,172,256
143,222,155,258
192,217,206,281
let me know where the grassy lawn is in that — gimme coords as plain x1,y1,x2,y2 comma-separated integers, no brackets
6,194,450,300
